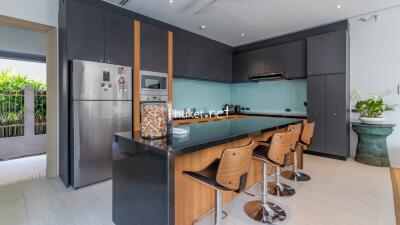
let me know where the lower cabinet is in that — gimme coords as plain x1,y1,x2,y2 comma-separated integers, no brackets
307,74,349,158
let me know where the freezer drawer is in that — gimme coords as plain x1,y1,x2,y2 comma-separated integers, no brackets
72,100,132,188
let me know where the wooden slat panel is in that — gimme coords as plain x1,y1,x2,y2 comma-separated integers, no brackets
168,32,173,103
391,168,400,225
133,20,140,131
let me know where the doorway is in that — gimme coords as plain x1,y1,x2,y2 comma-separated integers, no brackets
0,16,57,186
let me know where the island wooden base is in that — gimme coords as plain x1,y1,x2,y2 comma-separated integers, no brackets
174,127,302,225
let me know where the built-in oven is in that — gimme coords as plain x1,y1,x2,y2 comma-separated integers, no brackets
140,70,168,102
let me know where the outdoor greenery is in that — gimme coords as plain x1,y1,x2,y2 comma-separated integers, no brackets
0,69,47,137
352,90,397,118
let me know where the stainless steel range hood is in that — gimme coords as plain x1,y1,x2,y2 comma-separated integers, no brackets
248,73,285,82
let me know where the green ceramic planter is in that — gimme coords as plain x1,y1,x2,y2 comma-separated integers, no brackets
352,122,395,167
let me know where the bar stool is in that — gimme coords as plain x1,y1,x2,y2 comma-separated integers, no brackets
244,132,292,224
281,124,311,181
183,140,257,225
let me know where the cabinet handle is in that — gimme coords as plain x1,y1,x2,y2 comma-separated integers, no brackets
107,60,111,64
308,72,312,75
333,113,337,117
313,112,318,116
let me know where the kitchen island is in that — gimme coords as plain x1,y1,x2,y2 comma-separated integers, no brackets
112,117,303,225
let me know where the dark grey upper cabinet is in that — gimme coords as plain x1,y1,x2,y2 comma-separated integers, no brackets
307,30,347,76
67,0,104,62
173,31,188,77
187,36,209,79
307,75,326,153
141,23,168,73
264,45,286,74
104,12,133,67
233,53,246,83
325,74,348,157
242,48,265,76
208,50,232,82
285,40,306,79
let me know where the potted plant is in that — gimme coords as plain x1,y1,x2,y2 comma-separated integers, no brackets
352,90,397,124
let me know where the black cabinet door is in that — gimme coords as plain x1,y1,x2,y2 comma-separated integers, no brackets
104,12,133,67
307,30,347,76
222,53,232,83
173,31,188,77
67,0,104,62
241,48,265,77
325,74,348,157
232,53,246,83
187,36,209,79
264,45,286,74
140,23,168,73
285,40,306,79
307,75,326,153
208,49,232,83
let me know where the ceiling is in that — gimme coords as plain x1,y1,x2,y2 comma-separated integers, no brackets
104,0,400,46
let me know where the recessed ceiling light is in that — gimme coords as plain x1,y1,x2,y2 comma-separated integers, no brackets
240,33,245,37
169,0,174,3
199,25,206,30
336,4,342,9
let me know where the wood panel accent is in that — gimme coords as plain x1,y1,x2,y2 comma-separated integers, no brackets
0,15,52,32
133,20,140,131
168,31,173,103
174,128,287,225
391,168,400,225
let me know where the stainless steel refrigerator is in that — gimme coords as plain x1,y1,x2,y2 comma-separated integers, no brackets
71,60,132,189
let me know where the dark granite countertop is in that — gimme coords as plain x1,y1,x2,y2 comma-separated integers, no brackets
114,117,303,156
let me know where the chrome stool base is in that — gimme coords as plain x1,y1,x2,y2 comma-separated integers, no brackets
268,182,296,197
281,171,311,182
244,200,286,224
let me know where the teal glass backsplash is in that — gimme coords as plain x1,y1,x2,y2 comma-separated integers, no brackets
173,78,307,115
173,78,231,111
231,80,307,114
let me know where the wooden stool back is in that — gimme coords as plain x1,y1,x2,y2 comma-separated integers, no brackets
267,132,291,165
287,124,302,151
216,140,257,191
301,122,315,146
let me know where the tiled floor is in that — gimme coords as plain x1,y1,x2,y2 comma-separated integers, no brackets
0,155,46,186
0,154,395,225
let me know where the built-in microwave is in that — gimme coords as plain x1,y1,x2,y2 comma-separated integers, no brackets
140,70,168,101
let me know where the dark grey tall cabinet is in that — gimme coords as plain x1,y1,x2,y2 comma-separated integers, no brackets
306,29,350,159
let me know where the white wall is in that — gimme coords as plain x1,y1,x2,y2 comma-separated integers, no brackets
349,6,400,166
0,0,58,27
0,24,46,55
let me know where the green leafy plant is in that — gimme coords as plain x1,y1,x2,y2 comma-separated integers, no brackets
0,68,46,132
352,91,397,118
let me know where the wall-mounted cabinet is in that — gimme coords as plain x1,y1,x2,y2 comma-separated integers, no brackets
104,12,134,66
232,41,306,83
285,40,307,79
67,0,133,66
67,0,105,63
174,33,233,83
140,23,168,73
307,30,347,76
173,31,188,77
